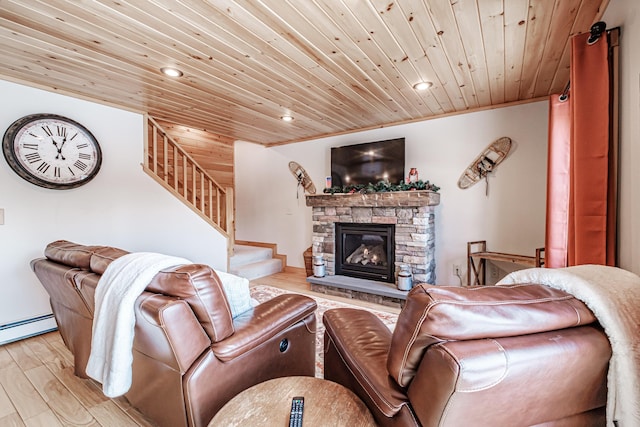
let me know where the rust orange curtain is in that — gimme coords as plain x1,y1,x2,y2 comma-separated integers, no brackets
545,30,617,268
545,95,571,268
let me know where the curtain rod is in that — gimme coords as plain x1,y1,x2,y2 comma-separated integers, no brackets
558,22,620,102
587,21,607,44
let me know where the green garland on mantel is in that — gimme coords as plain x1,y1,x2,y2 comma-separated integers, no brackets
323,180,440,195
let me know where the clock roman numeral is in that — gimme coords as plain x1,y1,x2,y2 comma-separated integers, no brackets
78,153,91,160
69,132,78,141
73,160,88,171
22,143,39,150
67,166,75,176
37,161,50,174
56,126,67,137
54,167,61,178
42,126,53,137
76,143,88,149
25,152,41,163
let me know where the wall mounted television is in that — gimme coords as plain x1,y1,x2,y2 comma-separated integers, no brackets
330,138,405,187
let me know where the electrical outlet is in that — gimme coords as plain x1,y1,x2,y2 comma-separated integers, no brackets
452,263,461,276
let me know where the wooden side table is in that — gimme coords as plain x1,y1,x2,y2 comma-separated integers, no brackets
208,376,376,426
467,240,545,286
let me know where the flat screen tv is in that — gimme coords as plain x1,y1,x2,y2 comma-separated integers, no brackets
330,138,405,187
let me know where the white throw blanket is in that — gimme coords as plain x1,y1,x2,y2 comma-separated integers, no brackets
86,252,191,398
497,265,640,427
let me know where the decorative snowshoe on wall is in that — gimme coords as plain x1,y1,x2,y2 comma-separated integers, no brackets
289,161,316,196
457,137,512,195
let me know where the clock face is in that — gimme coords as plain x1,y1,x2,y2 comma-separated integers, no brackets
2,114,102,189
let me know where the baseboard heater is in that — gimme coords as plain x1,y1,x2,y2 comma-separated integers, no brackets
0,314,57,345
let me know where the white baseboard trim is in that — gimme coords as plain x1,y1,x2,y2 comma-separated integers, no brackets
0,314,58,345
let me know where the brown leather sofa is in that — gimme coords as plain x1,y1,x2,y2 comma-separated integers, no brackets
323,283,610,427
31,240,317,427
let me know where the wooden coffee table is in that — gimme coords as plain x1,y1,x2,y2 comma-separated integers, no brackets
208,376,376,426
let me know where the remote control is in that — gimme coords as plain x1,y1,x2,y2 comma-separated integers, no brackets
289,396,304,427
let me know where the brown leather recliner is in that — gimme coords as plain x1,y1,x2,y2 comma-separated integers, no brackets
323,283,610,427
31,240,317,427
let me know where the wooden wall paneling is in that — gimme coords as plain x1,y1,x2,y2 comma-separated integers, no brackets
532,1,581,98
311,0,442,115
279,0,419,119
416,0,479,110
518,0,555,99
478,0,506,105
167,6,371,134
155,119,234,190
0,4,322,143
59,2,294,109
450,0,492,107
340,0,450,116
234,0,405,124
372,0,466,112
547,0,612,94
503,1,530,103
123,1,370,132
171,0,380,128
0,0,607,145
317,0,431,115
0,26,290,143
239,0,411,126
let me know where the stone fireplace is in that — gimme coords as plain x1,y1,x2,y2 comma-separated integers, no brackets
306,190,440,305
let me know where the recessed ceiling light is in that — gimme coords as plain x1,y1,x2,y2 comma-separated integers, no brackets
160,67,183,77
413,81,433,91
281,115,294,122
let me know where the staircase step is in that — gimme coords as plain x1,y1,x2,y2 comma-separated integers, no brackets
230,258,283,281
229,245,273,268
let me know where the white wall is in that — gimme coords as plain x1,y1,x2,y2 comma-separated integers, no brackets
236,101,549,285
0,79,228,342
604,0,640,275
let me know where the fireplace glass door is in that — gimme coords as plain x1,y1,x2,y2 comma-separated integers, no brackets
335,223,395,283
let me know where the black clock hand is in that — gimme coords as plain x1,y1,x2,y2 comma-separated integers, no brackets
53,136,67,160
58,136,67,160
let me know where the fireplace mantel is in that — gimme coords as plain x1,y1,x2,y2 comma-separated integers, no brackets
306,190,440,208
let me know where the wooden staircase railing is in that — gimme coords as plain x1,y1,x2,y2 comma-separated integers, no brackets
143,115,234,255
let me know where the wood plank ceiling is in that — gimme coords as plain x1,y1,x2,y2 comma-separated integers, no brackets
0,0,609,146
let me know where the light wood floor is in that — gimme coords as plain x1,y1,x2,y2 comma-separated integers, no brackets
0,268,398,426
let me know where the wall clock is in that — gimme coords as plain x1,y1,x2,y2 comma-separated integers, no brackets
2,113,102,189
